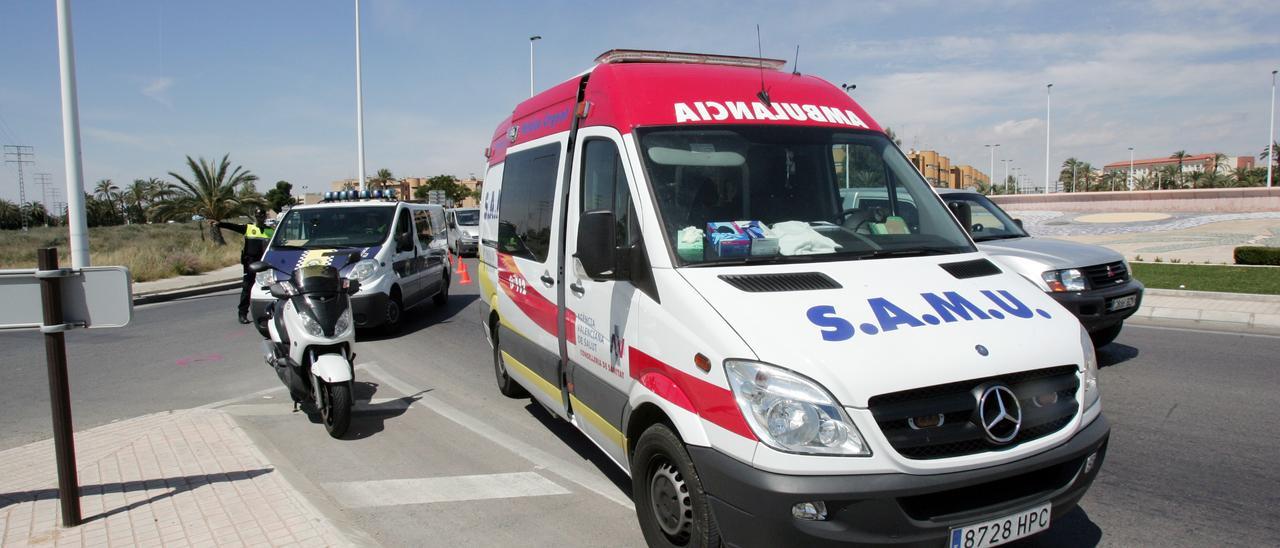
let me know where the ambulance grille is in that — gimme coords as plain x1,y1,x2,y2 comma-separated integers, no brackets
939,258,1002,279
868,365,1079,460
718,272,841,292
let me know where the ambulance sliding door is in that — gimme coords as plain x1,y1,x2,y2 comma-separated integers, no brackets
495,139,570,415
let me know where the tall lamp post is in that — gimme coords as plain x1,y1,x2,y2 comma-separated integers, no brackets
529,35,542,97
55,0,89,267
1268,69,1276,188
1127,147,1135,191
1044,83,1053,194
985,144,1000,193
354,0,367,191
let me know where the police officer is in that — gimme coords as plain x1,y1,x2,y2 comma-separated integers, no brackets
212,208,273,324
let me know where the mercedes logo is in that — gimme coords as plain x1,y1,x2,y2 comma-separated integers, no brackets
978,385,1022,444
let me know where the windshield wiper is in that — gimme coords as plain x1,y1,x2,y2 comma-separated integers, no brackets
974,234,1026,242
687,254,822,267
849,247,959,260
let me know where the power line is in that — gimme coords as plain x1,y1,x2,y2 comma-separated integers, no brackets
0,111,21,143
4,145,35,231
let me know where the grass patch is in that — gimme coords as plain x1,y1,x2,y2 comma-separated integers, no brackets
0,223,243,282
1131,262,1280,295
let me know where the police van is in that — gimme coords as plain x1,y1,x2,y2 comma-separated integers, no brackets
479,50,1108,548
252,191,450,331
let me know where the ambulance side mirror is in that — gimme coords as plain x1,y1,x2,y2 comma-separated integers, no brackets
576,209,616,280
947,201,973,233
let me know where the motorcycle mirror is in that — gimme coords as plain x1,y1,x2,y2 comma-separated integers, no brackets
268,282,293,299
248,260,271,273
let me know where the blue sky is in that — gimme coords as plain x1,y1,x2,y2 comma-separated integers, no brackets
1,0,1277,203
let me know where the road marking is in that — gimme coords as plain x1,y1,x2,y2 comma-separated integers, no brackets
1127,323,1280,340
361,363,636,510
323,472,570,508
197,384,287,410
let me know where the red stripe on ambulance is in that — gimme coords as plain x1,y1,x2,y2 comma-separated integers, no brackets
629,347,756,441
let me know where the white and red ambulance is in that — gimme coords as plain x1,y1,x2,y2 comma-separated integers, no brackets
478,50,1108,548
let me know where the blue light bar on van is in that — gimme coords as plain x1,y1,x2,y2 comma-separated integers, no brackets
321,188,400,202
594,49,787,70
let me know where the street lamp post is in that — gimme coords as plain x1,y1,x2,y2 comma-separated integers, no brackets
985,144,999,193
1269,69,1277,188
55,0,89,268
354,0,366,191
1044,83,1053,194
1128,147,1135,191
529,35,542,97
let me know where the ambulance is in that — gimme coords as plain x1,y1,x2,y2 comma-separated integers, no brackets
478,50,1108,548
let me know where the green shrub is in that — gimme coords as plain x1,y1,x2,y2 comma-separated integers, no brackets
1234,246,1280,266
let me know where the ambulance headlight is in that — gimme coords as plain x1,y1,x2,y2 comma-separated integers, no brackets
1042,268,1086,292
256,269,275,288
348,259,378,283
725,360,869,456
1080,327,1100,409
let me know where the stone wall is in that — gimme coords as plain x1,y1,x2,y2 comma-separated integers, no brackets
990,187,1280,213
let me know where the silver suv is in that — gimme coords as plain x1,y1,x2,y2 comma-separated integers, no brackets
939,189,1144,347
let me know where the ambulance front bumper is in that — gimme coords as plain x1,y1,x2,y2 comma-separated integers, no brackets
690,415,1109,548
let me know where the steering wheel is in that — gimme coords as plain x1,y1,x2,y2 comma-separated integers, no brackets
837,208,886,232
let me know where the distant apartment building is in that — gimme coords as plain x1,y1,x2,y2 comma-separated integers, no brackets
1102,153,1254,179
905,150,989,190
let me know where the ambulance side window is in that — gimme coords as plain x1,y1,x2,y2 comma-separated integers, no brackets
498,143,561,262
581,138,637,248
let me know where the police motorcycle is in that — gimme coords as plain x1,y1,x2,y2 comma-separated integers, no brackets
248,259,359,438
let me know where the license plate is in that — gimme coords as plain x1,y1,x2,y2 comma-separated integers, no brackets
1107,294,1138,312
948,503,1051,548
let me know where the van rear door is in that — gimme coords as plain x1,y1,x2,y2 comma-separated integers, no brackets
494,140,569,414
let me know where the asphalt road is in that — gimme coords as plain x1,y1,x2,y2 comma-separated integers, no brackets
2,259,1278,547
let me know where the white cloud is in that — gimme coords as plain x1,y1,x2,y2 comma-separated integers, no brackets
994,118,1044,138
141,77,175,108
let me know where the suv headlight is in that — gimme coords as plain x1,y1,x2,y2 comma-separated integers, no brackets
348,259,379,282
724,360,870,456
1042,268,1087,292
1080,326,1100,409
256,269,275,288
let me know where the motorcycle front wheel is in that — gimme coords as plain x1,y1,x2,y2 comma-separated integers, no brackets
321,382,352,438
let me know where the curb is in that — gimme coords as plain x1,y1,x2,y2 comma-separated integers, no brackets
1144,287,1280,303
133,279,241,305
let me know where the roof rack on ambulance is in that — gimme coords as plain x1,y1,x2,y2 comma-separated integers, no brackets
321,188,399,202
593,49,787,70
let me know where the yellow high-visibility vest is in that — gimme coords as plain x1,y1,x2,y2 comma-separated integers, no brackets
245,224,273,240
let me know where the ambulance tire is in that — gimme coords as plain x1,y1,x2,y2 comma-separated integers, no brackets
632,424,722,548
492,327,529,398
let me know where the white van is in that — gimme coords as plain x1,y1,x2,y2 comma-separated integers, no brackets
479,50,1108,548
252,194,450,330
446,207,480,256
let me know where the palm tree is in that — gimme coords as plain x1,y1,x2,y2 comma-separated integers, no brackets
93,179,119,202
1169,150,1189,188
151,154,261,244
370,168,394,191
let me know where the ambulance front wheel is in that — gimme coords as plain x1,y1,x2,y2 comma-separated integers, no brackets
632,424,721,548
492,324,528,398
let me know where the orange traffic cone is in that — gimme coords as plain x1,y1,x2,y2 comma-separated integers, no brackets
447,252,454,268
457,260,472,285
455,254,466,275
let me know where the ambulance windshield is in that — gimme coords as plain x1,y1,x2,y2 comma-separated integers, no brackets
637,126,974,265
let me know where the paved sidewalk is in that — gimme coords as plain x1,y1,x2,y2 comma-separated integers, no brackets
1135,288,1280,330
0,409,348,547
